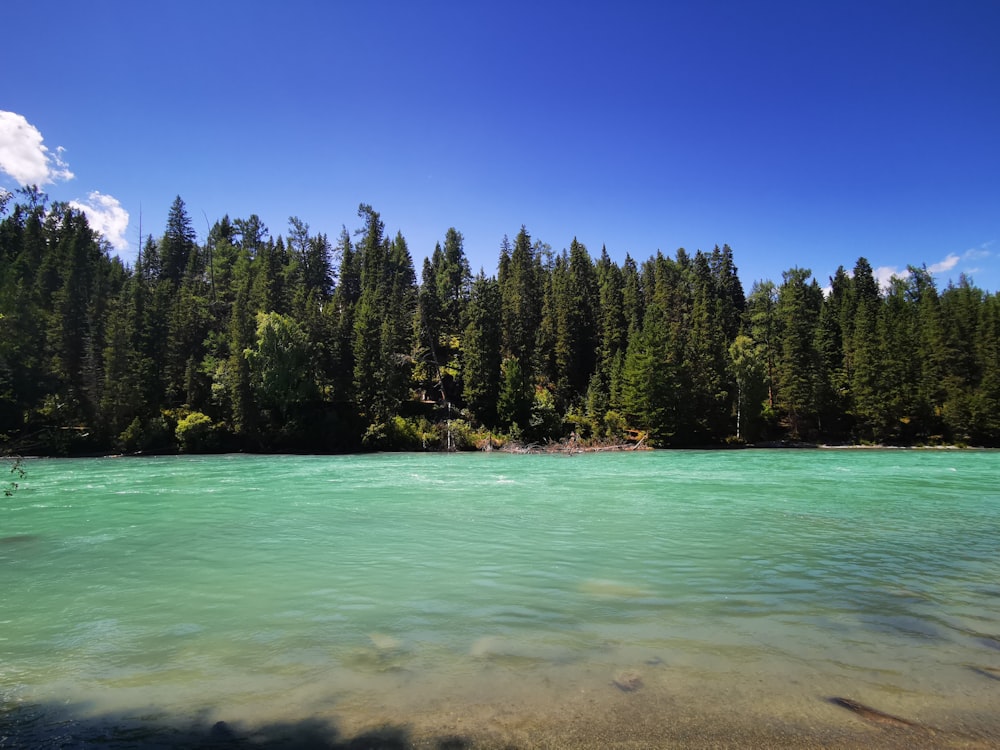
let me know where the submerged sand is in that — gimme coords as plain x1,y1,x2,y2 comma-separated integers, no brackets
321,675,999,749
5,669,999,748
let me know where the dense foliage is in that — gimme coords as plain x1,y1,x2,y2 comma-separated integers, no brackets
2,188,999,454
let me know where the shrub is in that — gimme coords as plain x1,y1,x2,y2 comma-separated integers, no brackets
362,416,424,451
175,411,217,453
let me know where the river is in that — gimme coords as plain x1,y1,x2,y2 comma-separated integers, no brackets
1,450,998,747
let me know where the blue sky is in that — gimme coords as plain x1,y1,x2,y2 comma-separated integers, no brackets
2,1,998,292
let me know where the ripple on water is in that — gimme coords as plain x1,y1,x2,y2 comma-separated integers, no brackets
2,451,999,740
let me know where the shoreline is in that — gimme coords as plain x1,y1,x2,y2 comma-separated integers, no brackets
6,649,1000,749
5,686,999,749
10,440,994,461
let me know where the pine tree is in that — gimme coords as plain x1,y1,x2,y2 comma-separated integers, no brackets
226,248,257,441
557,239,599,405
939,275,986,442
43,205,110,431
351,207,416,425
100,278,145,443
910,265,950,437
684,249,731,441
747,280,778,419
774,268,822,439
621,254,644,338
330,227,360,405
499,226,542,367
709,244,745,341
351,206,389,420
159,196,197,286
972,292,1000,442
287,216,334,302
378,231,417,418
847,258,883,441
497,356,532,434
878,275,921,442
592,247,626,424
814,266,851,437
461,272,502,427
437,227,471,337
620,297,674,444
728,334,767,442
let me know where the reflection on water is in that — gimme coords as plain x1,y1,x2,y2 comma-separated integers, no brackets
1,450,999,745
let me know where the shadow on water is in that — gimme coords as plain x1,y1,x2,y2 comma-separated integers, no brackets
0,700,473,750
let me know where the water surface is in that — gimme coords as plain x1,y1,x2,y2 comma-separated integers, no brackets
2,450,999,746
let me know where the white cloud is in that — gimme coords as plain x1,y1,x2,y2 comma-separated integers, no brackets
928,253,960,274
963,242,993,261
873,265,905,290
0,111,75,186
70,191,130,251
863,249,982,292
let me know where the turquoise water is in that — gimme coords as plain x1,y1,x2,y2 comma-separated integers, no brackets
2,450,999,743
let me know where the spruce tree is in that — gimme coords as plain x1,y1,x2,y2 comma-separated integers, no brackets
159,196,197,286
500,226,542,367
773,269,822,439
461,272,502,428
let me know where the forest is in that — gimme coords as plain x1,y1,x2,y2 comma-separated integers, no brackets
1,188,999,456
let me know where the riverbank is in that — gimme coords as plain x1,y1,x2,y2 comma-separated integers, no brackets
7,437,992,460
492,438,986,455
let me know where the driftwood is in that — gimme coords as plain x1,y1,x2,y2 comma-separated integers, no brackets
496,439,650,455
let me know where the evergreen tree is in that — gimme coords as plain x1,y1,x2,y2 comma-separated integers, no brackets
621,254,644,338
729,333,768,442
330,227,360,404
351,207,416,426
773,268,822,439
287,216,334,302
497,356,532,435
378,231,417,417
972,292,1000,442
499,226,542,367
164,241,211,406
437,227,471,337
593,247,626,421
415,229,469,407
100,278,145,444
41,205,116,437
814,266,852,436
159,196,197,286
351,205,389,420
878,275,921,442
557,239,599,406
910,265,950,436
847,258,883,441
225,247,257,440
5,187,1000,453
620,295,674,444
709,244,745,341
684,250,732,441
461,272,502,427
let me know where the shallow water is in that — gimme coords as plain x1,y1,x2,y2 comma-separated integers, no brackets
2,450,999,745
